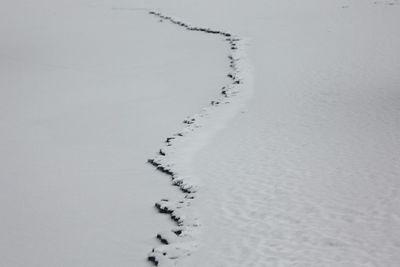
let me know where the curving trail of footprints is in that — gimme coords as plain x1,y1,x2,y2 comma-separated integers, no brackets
146,11,249,266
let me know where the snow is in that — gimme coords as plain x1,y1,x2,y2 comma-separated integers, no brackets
1,0,400,266
0,1,227,266
144,11,254,265
179,1,400,266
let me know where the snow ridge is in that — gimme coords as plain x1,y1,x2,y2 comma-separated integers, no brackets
147,11,250,266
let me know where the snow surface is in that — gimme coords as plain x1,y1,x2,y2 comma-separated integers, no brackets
0,1,228,266
1,0,400,266
176,1,400,266
144,11,253,266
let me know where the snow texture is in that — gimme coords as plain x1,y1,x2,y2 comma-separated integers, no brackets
178,1,400,266
146,11,253,266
